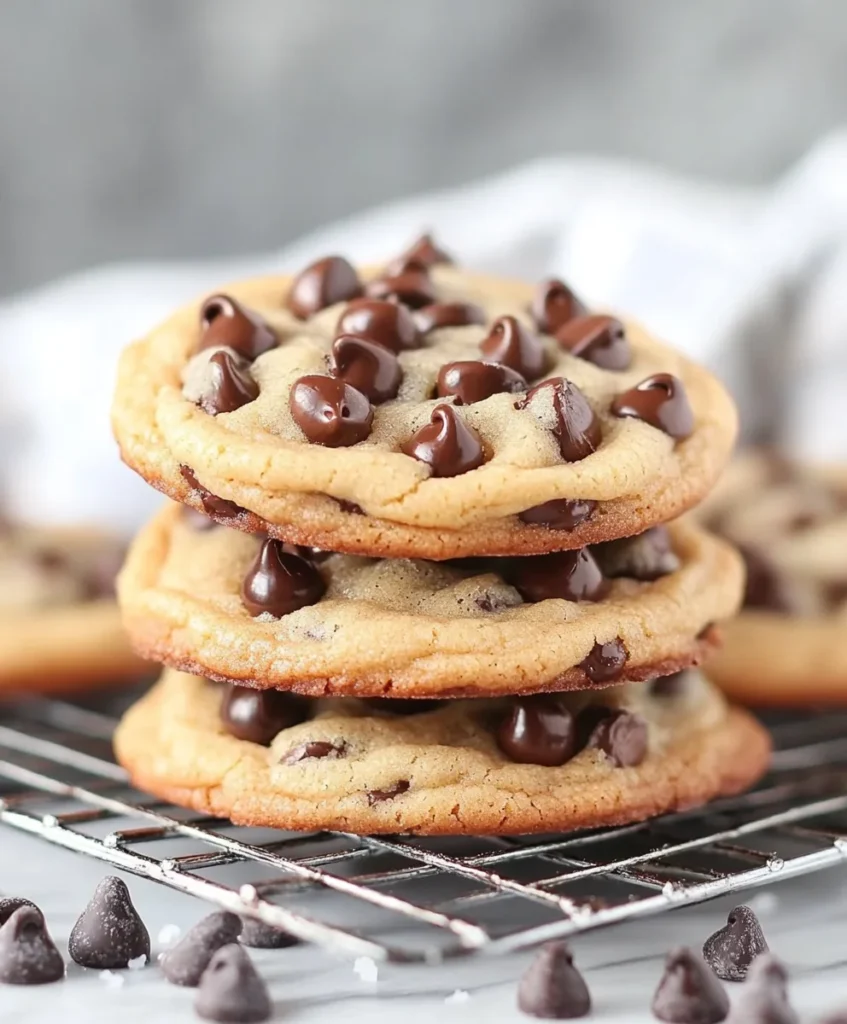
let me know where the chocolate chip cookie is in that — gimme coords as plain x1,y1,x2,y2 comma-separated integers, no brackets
700,449,847,705
112,238,737,560
117,503,742,698
113,668,770,835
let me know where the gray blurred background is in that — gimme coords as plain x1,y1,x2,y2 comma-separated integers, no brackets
2,0,847,297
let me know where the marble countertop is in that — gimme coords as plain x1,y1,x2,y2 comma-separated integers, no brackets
3,827,847,1023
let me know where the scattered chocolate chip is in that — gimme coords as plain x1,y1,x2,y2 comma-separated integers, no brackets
402,404,485,477
738,546,793,613
611,373,694,440
242,539,326,618
517,940,591,1019
580,638,628,683
652,947,730,1023
594,526,680,581
508,548,609,603
195,944,271,1023
479,315,548,380
280,740,347,764
530,278,587,334
365,267,436,309
367,780,410,805
497,697,577,766
414,301,486,334
393,232,453,269
197,351,259,416
179,465,244,519
727,955,797,1024
289,375,373,447
182,506,217,531
585,709,648,767
520,378,601,462
286,256,362,319
221,685,309,746
162,912,243,988
329,335,402,403
0,906,65,985
556,314,632,371
518,498,598,531
435,360,526,405
651,673,688,698
198,295,277,360
0,898,37,928
239,918,298,950
703,906,769,983
336,297,421,352
363,698,443,715
68,876,150,970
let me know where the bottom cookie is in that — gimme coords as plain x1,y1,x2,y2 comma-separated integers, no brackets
114,669,770,836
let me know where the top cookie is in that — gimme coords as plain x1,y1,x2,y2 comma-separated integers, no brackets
113,236,738,559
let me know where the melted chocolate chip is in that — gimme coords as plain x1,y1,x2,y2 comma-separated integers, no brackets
518,498,598,531
367,780,410,805
580,638,628,683
241,540,326,618
336,297,421,352
336,498,366,516
508,548,609,603
393,232,453,269
479,315,548,380
595,526,680,581
289,375,373,447
556,314,632,371
286,256,362,319
279,740,346,765
362,698,443,715
197,351,259,416
703,905,769,982
585,709,647,767
521,378,602,462
180,465,244,519
435,360,526,405
517,941,592,1019
195,943,271,1023
651,947,730,1024
611,373,694,440
497,697,577,766
414,301,486,334
329,335,402,403
0,906,65,985
198,295,277,360
739,546,793,613
402,404,485,477
651,673,688,698
239,918,299,950
162,912,243,987
221,685,309,746
365,267,435,309
530,278,587,334
68,876,150,970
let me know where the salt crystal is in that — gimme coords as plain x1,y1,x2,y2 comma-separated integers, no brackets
127,954,147,971
445,989,470,1004
157,924,182,948
99,969,125,989
353,956,379,984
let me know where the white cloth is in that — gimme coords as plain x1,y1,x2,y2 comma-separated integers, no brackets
4,133,847,533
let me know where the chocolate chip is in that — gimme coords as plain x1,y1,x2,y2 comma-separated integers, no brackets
195,944,271,1023
611,373,694,440
651,947,730,1023
497,697,577,766
585,709,647,767
518,498,598,531
414,301,486,334
242,539,326,618
198,295,277,360
703,906,769,982
336,298,421,352
435,360,526,405
221,685,309,746
289,375,373,447
337,498,366,516
279,740,346,764
580,638,628,683
68,876,150,970
180,465,244,519
363,698,443,715
0,906,65,985
738,546,793,613
393,232,453,269
0,898,37,927
728,955,796,1024
239,918,298,950
182,506,218,531
366,267,435,309
530,278,587,334
594,526,680,581
508,548,609,603
402,404,485,477
479,315,548,380
329,335,402,403
197,351,259,416
556,314,632,371
517,941,591,1019
162,912,243,988
367,780,410,804
286,256,362,319
520,378,601,462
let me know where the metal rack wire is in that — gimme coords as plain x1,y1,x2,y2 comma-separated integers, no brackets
2,694,847,963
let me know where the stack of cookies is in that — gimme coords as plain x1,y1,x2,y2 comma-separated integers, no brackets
111,236,770,835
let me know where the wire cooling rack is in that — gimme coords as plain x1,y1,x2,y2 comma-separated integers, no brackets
2,695,847,963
